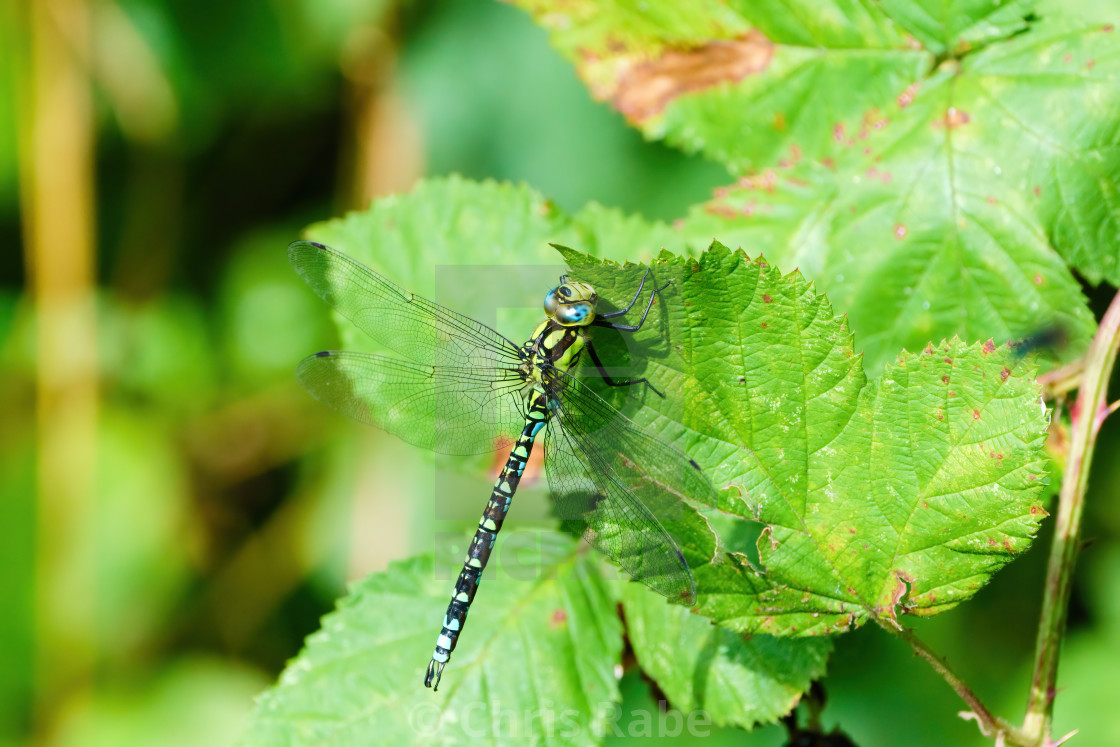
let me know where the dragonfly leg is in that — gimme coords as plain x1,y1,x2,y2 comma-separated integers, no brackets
584,342,664,398
593,274,671,332
597,266,651,319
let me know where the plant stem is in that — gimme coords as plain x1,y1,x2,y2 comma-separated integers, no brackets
890,623,1010,737
1022,289,1120,745
23,0,99,723
1037,358,1084,399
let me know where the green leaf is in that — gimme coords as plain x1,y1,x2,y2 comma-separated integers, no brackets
305,180,1049,636
306,176,569,291
513,2,1115,373
620,584,832,729
304,177,571,352
565,243,1050,636
243,545,626,747
878,0,1036,54
509,0,926,170
290,179,1049,734
304,177,685,309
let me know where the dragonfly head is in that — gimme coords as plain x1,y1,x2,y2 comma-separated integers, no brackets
544,277,598,327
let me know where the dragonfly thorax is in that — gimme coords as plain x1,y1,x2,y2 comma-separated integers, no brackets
520,316,587,402
543,277,598,327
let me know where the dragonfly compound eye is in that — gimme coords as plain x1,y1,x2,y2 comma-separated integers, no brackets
543,288,560,316
556,302,593,325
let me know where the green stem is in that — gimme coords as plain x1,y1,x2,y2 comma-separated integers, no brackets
890,624,1009,738
1022,289,1120,745
23,0,99,726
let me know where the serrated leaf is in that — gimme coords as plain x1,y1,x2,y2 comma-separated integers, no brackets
243,547,625,747
303,177,690,354
512,2,1114,373
306,177,685,286
304,177,566,349
307,177,569,286
620,584,832,729
509,1,921,168
294,181,725,555
289,179,1050,735
565,244,1050,637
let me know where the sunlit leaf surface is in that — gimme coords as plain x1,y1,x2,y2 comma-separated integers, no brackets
512,0,1115,372
568,244,1050,636
244,548,624,747
621,584,832,729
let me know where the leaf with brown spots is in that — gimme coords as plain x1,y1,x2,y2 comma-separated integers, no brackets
567,245,1050,638
512,0,1117,374
612,31,774,122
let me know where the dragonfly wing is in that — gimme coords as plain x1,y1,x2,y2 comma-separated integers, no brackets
298,351,526,455
543,370,715,604
289,241,524,367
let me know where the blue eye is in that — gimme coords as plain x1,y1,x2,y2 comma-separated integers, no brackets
543,288,559,315
558,303,591,324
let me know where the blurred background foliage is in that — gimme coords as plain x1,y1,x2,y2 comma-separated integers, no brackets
3,1,1119,746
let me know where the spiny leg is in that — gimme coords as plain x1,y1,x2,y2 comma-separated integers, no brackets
596,266,651,319
584,342,664,398
425,398,548,690
592,275,671,332
587,271,671,396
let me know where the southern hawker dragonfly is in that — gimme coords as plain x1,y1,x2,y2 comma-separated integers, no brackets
289,240,715,690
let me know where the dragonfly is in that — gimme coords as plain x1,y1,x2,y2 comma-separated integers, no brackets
288,240,716,691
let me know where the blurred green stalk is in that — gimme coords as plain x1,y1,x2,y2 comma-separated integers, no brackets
19,0,98,728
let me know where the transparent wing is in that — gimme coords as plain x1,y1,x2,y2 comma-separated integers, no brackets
542,368,717,605
289,241,524,367
297,351,526,455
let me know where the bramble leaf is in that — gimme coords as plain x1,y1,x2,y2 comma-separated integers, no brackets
243,548,623,747
282,181,842,737
512,1,1113,373
566,243,1050,636
620,584,832,728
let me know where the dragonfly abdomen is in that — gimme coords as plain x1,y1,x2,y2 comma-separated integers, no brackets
425,394,550,690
